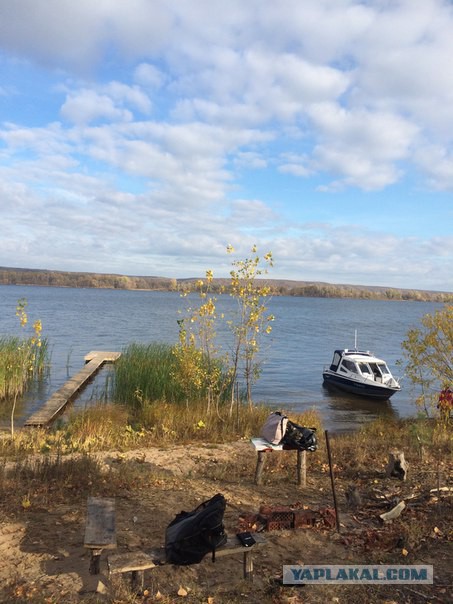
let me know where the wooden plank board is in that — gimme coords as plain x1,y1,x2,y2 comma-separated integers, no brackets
24,351,121,426
84,351,122,363
108,551,157,574
84,497,116,550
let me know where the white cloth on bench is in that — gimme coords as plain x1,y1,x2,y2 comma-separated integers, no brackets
251,437,284,451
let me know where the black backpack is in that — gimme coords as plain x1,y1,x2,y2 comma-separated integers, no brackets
165,493,227,565
281,420,318,452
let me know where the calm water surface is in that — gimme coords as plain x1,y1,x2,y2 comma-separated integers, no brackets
0,285,443,432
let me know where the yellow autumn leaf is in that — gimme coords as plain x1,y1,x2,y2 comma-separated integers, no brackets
178,586,188,597
401,548,409,556
21,496,31,509
207,597,215,604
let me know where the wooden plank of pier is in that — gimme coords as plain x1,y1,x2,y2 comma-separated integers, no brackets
24,351,121,427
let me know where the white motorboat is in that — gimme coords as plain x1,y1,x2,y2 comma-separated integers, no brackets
323,348,401,400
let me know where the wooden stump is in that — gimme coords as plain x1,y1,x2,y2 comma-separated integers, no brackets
385,450,408,481
345,484,362,509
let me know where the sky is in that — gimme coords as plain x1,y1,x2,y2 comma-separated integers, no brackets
0,0,452,292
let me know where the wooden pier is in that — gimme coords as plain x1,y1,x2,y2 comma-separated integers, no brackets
24,351,121,427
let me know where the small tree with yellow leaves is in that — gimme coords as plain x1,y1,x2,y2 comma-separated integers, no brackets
173,271,228,412
227,244,274,410
173,247,275,415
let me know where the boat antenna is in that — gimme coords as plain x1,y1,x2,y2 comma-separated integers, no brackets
354,329,357,350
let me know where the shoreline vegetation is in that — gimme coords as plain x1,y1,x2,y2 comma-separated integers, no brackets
1,266,451,303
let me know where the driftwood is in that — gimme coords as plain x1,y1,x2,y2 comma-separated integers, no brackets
385,450,408,481
379,500,406,523
430,486,453,503
430,486,453,495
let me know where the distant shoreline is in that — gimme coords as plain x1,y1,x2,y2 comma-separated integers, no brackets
0,266,451,303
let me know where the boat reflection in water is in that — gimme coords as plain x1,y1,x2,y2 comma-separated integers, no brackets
322,383,398,433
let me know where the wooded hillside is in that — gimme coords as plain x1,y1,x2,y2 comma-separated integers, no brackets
0,267,451,303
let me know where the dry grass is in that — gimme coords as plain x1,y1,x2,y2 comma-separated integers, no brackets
0,403,323,458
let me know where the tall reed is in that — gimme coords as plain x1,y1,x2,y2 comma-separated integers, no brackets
0,335,49,401
112,342,185,406
111,342,230,409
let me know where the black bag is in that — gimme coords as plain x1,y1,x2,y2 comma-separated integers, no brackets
165,493,227,565
281,420,318,452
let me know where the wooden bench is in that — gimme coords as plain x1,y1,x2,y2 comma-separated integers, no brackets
108,533,267,589
108,549,160,590
251,437,307,487
84,497,116,574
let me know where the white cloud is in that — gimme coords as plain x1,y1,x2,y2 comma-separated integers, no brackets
229,199,278,225
105,82,152,114
245,50,349,108
234,152,267,170
59,81,152,126
305,103,418,189
60,89,133,124
309,104,417,159
415,145,453,190
279,153,313,178
133,63,165,89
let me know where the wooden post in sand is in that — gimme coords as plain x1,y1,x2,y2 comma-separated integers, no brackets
297,450,307,487
325,430,341,532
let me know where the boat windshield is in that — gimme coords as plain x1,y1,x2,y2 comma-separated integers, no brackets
377,362,391,376
368,362,383,379
358,362,373,377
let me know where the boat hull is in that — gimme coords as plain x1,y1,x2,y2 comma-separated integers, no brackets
322,371,399,400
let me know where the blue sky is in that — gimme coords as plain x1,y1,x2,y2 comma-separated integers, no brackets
0,0,452,291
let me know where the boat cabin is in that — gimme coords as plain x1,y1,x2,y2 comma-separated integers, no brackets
329,350,394,384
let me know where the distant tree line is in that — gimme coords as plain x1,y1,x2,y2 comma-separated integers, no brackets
280,283,453,303
0,267,451,303
179,277,452,302
0,268,177,291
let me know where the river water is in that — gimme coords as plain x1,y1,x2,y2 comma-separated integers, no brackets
0,285,443,432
